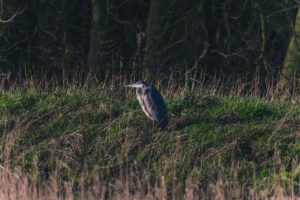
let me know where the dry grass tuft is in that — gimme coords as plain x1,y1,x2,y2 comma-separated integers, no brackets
0,166,298,199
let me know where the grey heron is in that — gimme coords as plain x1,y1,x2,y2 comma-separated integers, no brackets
126,80,168,129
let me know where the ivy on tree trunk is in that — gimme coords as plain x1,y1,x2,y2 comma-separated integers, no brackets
277,8,300,95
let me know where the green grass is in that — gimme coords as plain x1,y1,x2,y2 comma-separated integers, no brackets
0,88,299,198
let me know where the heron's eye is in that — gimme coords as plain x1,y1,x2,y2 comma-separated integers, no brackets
137,88,142,94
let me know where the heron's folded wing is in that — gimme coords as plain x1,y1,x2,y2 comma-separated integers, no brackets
137,92,154,120
142,88,160,122
143,85,168,123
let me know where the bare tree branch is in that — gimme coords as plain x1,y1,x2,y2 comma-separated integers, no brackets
0,7,25,23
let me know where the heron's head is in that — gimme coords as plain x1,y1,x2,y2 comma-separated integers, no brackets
126,80,147,88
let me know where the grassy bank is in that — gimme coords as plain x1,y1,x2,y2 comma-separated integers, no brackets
0,82,300,199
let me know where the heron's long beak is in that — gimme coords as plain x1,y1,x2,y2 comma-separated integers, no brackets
126,83,142,88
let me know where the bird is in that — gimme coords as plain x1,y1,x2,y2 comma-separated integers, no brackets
126,80,168,129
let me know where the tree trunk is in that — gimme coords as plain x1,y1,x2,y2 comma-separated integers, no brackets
277,8,300,95
63,0,91,82
143,0,170,73
88,0,122,70
144,0,207,75
256,0,268,94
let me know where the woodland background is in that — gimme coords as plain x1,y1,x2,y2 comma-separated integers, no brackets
0,0,300,92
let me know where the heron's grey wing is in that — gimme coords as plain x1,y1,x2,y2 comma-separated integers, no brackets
141,87,159,122
137,90,155,120
143,85,168,128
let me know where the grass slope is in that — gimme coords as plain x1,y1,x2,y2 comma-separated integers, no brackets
0,86,300,198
